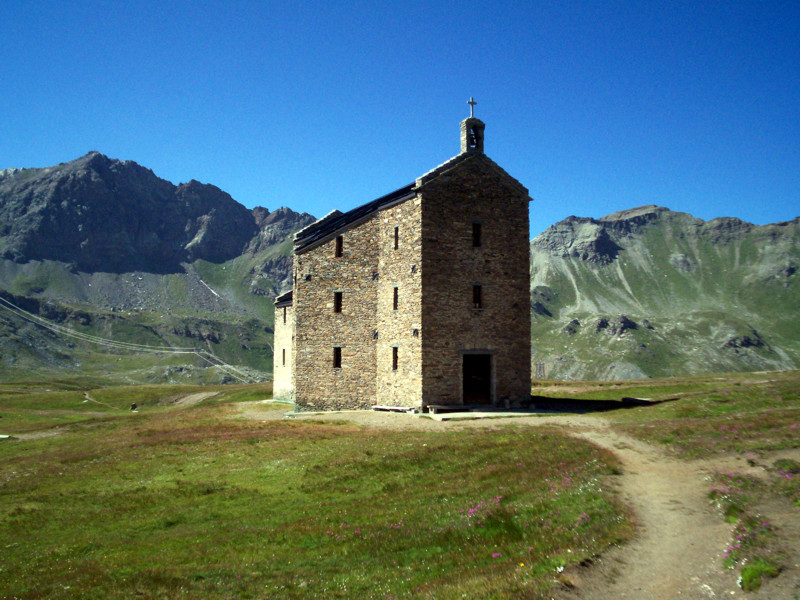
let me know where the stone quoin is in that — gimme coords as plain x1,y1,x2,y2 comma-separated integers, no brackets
273,104,532,411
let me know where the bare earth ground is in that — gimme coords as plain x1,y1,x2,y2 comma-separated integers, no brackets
170,391,220,406
238,403,800,599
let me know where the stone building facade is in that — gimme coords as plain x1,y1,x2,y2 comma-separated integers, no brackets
273,114,532,411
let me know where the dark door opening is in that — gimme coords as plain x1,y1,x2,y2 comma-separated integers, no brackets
463,354,492,405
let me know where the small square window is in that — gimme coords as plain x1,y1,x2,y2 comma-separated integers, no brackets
392,346,398,371
472,222,482,247
394,226,399,250
333,347,342,368
473,285,483,309
393,287,399,310
335,235,343,257
334,291,343,313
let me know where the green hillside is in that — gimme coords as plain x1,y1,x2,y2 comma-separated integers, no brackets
0,153,314,384
0,261,279,385
530,206,800,380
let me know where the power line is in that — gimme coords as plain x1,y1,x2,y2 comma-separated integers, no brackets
0,294,260,384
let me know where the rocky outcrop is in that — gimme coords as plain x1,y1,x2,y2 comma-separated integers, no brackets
702,217,754,244
723,331,766,352
532,216,622,264
562,319,581,336
0,152,313,274
594,316,639,335
247,207,315,254
530,206,800,380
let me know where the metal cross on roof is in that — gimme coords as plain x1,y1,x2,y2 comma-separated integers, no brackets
467,97,476,118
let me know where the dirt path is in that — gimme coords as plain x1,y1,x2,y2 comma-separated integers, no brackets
82,391,122,410
239,407,754,597
553,419,742,599
172,391,219,406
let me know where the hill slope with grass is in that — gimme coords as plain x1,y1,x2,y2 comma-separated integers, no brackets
530,205,800,379
0,153,314,384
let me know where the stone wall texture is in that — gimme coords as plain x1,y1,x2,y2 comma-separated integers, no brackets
418,155,531,406
376,197,423,406
293,219,380,410
279,150,531,411
272,302,294,401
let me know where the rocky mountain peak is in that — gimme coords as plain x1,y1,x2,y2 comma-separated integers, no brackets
599,204,669,223
533,216,621,265
0,153,307,273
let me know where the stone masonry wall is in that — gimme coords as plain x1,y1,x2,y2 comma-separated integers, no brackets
419,155,531,406
376,196,423,406
293,219,380,410
272,301,294,402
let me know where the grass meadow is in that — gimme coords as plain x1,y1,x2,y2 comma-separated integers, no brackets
562,370,800,458
2,371,797,598
0,383,630,599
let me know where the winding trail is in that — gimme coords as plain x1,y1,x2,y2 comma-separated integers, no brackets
553,417,742,599
239,406,750,597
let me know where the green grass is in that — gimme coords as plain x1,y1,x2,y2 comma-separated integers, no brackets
4,371,797,598
0,383,275,434
595,371,800,457
740,557,781,591
0,390,630,599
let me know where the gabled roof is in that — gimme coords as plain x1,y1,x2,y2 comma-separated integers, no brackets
274,289,293,307
292,151,530,255
293,183,416,254
415,151,530,196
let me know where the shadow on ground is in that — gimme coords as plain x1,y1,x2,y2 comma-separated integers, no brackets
526,395,677,414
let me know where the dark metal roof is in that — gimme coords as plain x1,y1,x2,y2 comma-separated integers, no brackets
293,182,416,253
274,289,293,307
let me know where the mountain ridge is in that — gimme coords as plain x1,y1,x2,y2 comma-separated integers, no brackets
530,205,800,379
0,151,314,273
0,152,315,383
1,153,798,383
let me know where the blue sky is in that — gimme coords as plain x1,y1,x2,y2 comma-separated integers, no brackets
2,1,798,237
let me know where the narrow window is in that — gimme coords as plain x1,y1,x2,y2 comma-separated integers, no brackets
394,226,399,250
472,222,482,247
282,306,287,324
333,347,342,368
335,235,343,257
392,346,398,371
282,349,285,366
393,286,399,310
473,285,483,309
334,291,343,313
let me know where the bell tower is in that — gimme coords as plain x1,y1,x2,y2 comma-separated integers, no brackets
460,97,485,154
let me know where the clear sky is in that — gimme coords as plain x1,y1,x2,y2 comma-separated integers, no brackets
2,1,798,237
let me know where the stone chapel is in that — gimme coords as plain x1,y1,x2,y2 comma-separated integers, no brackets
273,104,532,411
